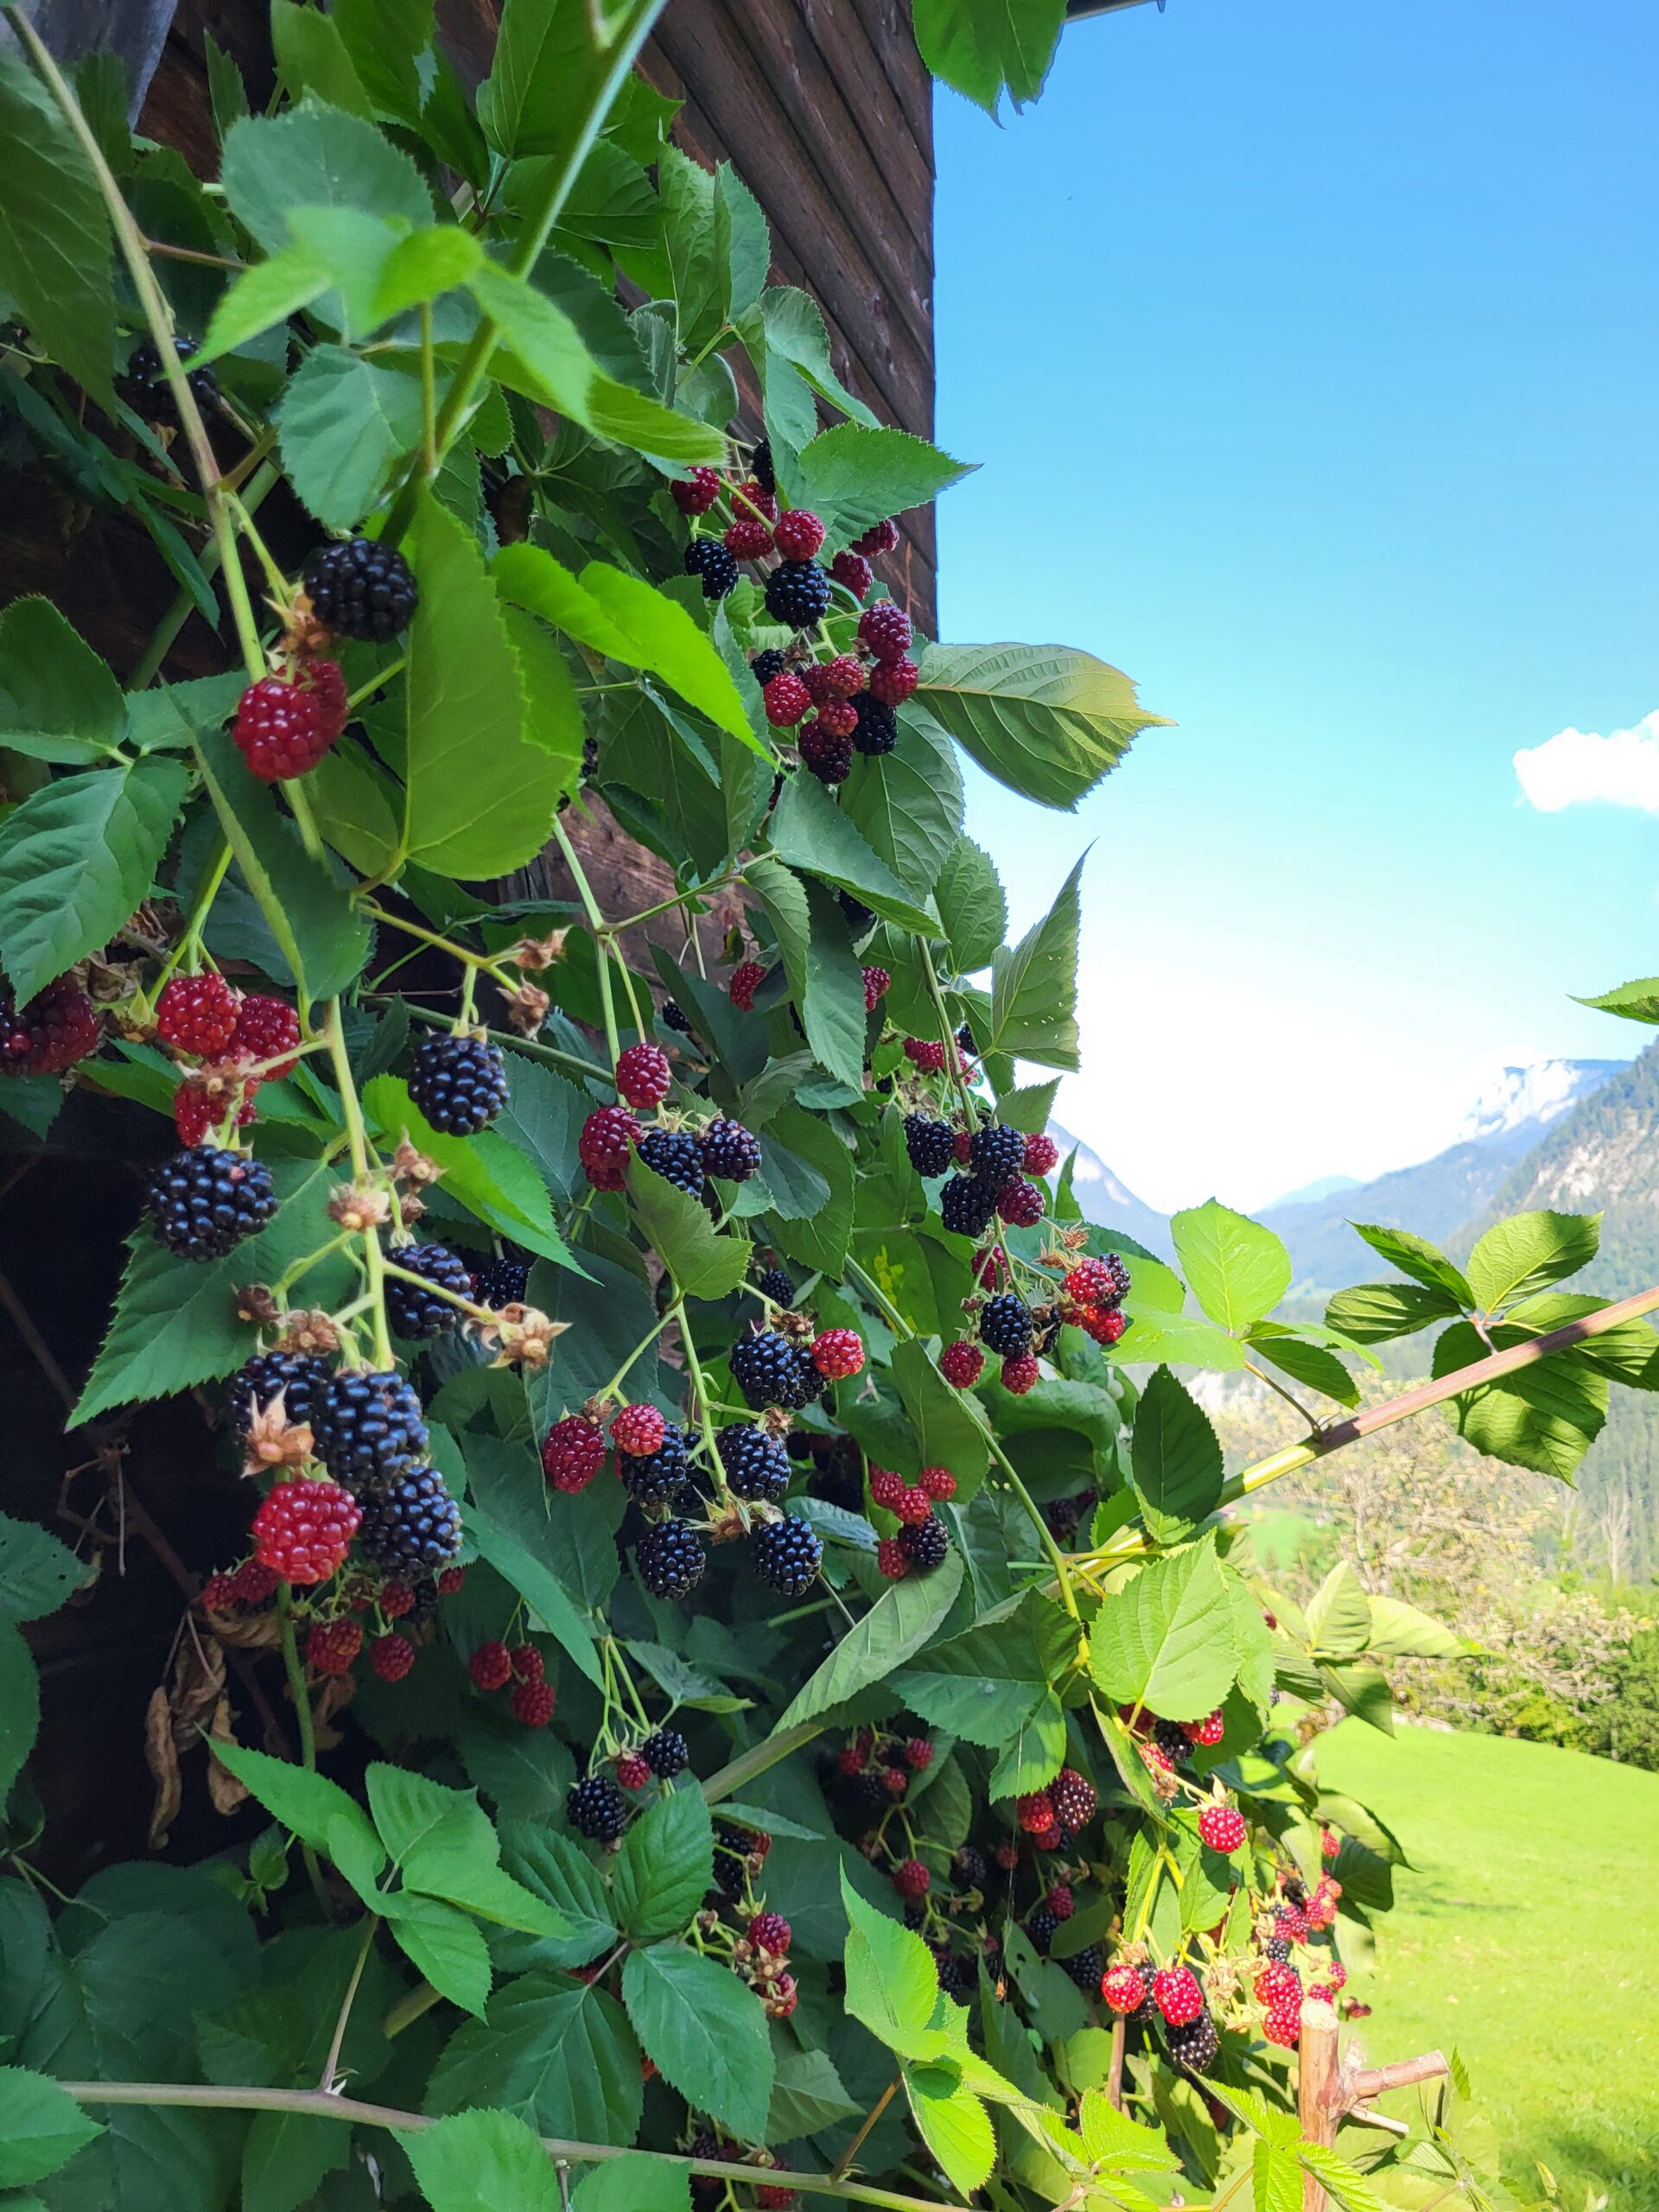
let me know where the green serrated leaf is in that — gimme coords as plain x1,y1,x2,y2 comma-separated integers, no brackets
612,1787,713,1942
794,423,975,551
1171,1200,1290,1332
0,598,124,764
626,1154,752,1300
621,1944,773,2141
1089,1535,1238,1719
989,855,1083,1069
917,644,1166,813
428,1971,642,2144
1465,1210,1600,1313
0,53,117,404
1129,1366,1224,1541
776,1546,964,1730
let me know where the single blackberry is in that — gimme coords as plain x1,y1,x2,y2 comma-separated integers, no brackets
356,1469,462,1573
1061,1942,1104,1994
230,1351,328,1438
713,1821,756,1892
750,438,775,495
311,1369,429,1492
684,539,738,599
1027,1907,1060,1956
799,721,854,785
969,1123,1026,1187
980,1294,1033,1357
699,1116,762,1182
636,1518,706,1599
302,538,418,641
764,559,832,629
902,1900,926,1931
620,1425,692,1507
756,1267,795,1309
852,695,898,756
637,1128,706,1198
662,1000,694,1036
641,1726,690,1778
147,1147,276,1260
408,1574,441,1623
474,1251,531,1308
718,1424,791,1503
751,649,787,685
903,1115,957,1176
753,1515,823,1595
1262,1936,1292,1963
0,979,102,1076
935,1950,973,2000
408,1033,508,1135
569,1773,628,1843
953,1846,988,1889
119,334,219,418
385,1242,473,1338
843,1770,888,1817
731,1331,815,1410
1166,2008,1220,2075
1153,1719,1190,1768
939,1174,998,1238
900,1515,950,1573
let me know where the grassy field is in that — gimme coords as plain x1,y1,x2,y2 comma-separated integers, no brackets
1318,1721,1659,2208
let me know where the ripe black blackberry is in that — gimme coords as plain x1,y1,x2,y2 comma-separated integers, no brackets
836,891,875,936
1262,1936,1292,1963
1033,1309,1063,1356
662,1000,694,1036
473,1251,530,1308
636,1128,706,1198
718,1424,791,1503
1166,2009,1220,2075
939,1174,997,1238
756,1266,794,1309
636,1518,706,1599
408,1033,508,1135
303,537,418,641
357,1469,462,1572
902,1901,925,1931
852,695,898,756
955,1022,976,1056
753,1515,823,1595
750,438,775,495
969,1123,1026,1187
713,1821,756,1892
407,1574,441,1624
684,539,738,599
980,1294,1033,1358
569,1773,627,1843
119,335,219,419
385,1242,473,1338
148,1147,277,1260
1027,1907,1060,1956
843,1770,887,1816
751,649,788,685
699,1116,761,1182
311,1368,429,1491
620,1425,692,1507
641,1726,690,1778
1061,1942,1104,1994
1153,1719,1190,1767
764,559,832,629
731,1330,815,1410
904,1115,957,1177
230,1351,327,1437
953,1845,988,1889
901,1515,950,1573
934,1949,973,2001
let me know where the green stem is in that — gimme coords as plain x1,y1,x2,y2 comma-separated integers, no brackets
672,1294,728,1497
600,1307,670,1400
608,937,646,1044
359,903,496,968
551,814,620,1066
275,1586,331,1915
701,1719,827,1808
916,938,976,1127
324,1006,395,1368
346,656,405,711
419,301,438,475
317,1916,378,2090
130,458,281,687
156,836,232,988
286,777,327,864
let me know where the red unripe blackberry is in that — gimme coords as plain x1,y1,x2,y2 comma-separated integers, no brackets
756,2189,797,2209
875,1536,909,1580
671,466,719,515
972,1243,1004,1285
232,662,346,781
1198,1805,1247,1853
893,1858,930,1898
1080,1306,1128,1347
798,721,853,784
861,965,890,1010
615,1042,671,1108
729,961,766,1010
1320,1825,1340,1859
773,509,825,560
868,1466,905,1510
230,1559,278,1606
1033,1821,1063,1852
919,1466,957,1501
820,652,866,697
893,1484,931,1528
1276,1901,1310,1942
814,696,859,739
831,549,874,596
1064,1254,1131,1308
1262,2003,1301,2049
0,979,102,1075
1255,1961,1301,2007
905,1736,933,1770
801,661,835,704
616,1751,652,1789
837,1743,866,1776
1103,1963,1149,2013
954,1132,976,1166
1325,1960,1348,1992
611,1402,666,1457
1153,1964,1204,2026
997,1178,1046,1227
543,1416,607,1492
200,1573,237,1611
578,1104,638,1192
904,1037,945,1072
173,1084,225,1147
734,479,776,522
811,1328,865,1379
1047,1884,1075,1919
469,1641,512,1690
853,518,900,556
763,671,811,727
305,1618,362,1674
723,514,773,560
437,1566,464,1594
939,1340,984,1389
372,1633,415,1681
1023,1130,1060,1176
1016,1790,1054,1834
380,1580,415,1618
512,1679,556,1726
252,1478,360,1584
230,995,302,1076
1183,1709,1226,1746
1051,1768,1097,1830
748,1910,791,1953
1001,1353,1039,1395
858,602,912,662
157,974,240,1057
868,657,918,705
511,1643,544,1683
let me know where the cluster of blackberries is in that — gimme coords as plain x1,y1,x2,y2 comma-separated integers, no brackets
0,978,102,1079
903,1116,1052,1241
613,1728,691,1789
409,1033,509,1135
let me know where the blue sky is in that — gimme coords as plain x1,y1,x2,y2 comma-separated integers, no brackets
931,0,1659,1212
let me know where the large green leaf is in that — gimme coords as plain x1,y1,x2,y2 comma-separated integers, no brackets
465,1503,603,1688
621,1944,773,2141
1323,1280,1461,1344
1465,1211,1600,1313
627,1154,752,1300
916,644,1165,812
478,0,616,159
988,855,1082,1069
0,599,124,765
402,2108,563,2212
933,836,1007,974
776,1546,963,1729
575,563,755,747
766,1103,857,1278
427,1972,643,2145
0,1514,87,1624
768,772,941,934
0,1625,39,1807
844,717,964,903
745,860,868,1094
910,0,1066,112
1574,976,1659,1025
1129,1367,1224,1542
1171,1200,1291,1332
276,345,424,529
0,54,116,404
612,1788,713,1942
0,2068,103,2189
794,423,975,551
0,759,188,1003
1088,1536,1238,1720
364,1073,576,1268
221,99,431,252
365,1765,567,1934
893,1595,1073,1747
1433,1319,1607,1479
1349,1222,1472,1305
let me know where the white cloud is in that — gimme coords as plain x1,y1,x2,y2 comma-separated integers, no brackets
1514,710,1659,814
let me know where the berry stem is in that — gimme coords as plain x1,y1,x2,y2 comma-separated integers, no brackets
606,869,744,936
550,816,620,1065
832,2075,900,2183
324,1004,396,1369
316,1914,378,2090
607,938,647,1044
156,836,234,988
275,1585,334,1916
670,1296,733,1505
599,1308,672,1401
915,938,977,1128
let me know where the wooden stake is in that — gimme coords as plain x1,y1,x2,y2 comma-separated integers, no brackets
1298,1998,1341,2212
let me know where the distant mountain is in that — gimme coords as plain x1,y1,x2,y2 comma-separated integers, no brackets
1051,1124,1173,1260
1269,1174,1361,1210
1262,1058,1628,1294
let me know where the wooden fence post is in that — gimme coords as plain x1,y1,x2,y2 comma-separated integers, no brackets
1298,1995,1451,2212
